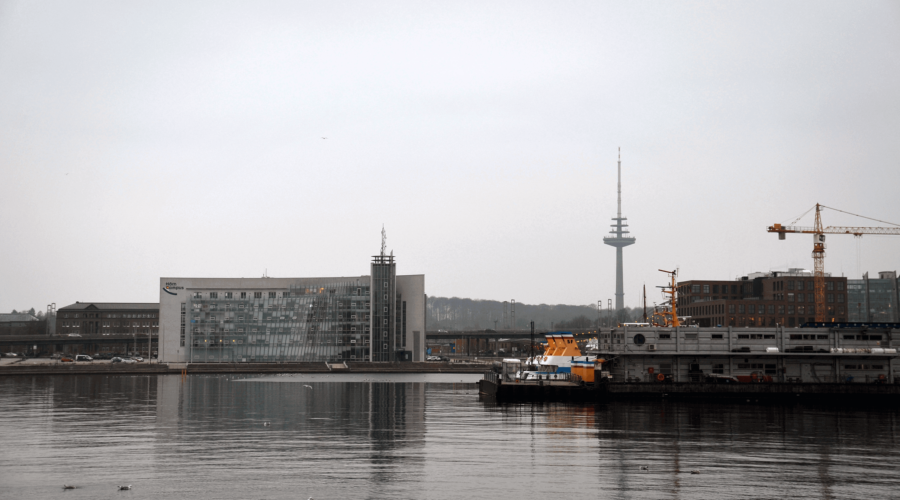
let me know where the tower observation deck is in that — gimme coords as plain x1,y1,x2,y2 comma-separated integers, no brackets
602,148,636,311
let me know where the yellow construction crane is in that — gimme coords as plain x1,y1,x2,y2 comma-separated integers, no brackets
650,269,681,327
768,203,900,322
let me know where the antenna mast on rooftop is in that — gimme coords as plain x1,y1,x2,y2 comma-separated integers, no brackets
381,225,386,257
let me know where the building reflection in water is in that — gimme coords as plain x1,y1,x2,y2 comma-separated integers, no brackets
156,374,426,495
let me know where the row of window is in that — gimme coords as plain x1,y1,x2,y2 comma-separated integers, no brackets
61,322,157,328
723,304,846,315
776,280,844,291
195,288,370,300
62,312,156,319
699,316,840,327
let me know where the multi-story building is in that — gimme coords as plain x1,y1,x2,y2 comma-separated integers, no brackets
56,302,159,335
158,252,425,363
675,269,848,327
848,271,900,322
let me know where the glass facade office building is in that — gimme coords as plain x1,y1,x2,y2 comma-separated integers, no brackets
848,272,900,322
185,282,372,363
159,257,425,363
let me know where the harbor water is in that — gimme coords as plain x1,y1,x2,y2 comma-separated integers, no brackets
1,373,899,499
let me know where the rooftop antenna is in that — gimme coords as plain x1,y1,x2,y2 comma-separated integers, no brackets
381,225,386,257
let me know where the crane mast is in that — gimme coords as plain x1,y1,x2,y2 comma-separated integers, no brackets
812,204,826,322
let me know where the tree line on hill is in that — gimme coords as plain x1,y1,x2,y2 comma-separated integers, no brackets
8,308,50,318
426,296,651,331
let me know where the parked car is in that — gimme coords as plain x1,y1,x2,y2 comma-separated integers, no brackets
110,357,124,363
439,356,450,362
3,352,18,357
75,355,93,362
131,357,144,362
121,358,137,364
60,357,74,363
67,333,82,337
426,355,442,361
704,374,740,384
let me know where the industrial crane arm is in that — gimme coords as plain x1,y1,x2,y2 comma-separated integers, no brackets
768,224,900,236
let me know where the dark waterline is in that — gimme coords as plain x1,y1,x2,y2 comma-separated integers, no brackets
1,374,898,499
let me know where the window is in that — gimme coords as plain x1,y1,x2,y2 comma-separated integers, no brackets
384,282,388,288
692,285,700,293
703,285,710,293
712,364,724,374
787,281,794,290
731,285,738,294
659,333,671,339
827,294,834,303
788,305,794,314
224,292,232,299
684,333,697,340
283,292,291,298
768,305,775,314
711,334,723,339
798,281,805,291
796,293,804,302
713,285,719,293
728,305,735,313
827,282,834,291
837,294,844,303
749,305,756,314
268,292,276,298
254,292,262,299
837,282,844,291
210,292,218,299
738,305,745,313
798,306,805,315
193,292,202,299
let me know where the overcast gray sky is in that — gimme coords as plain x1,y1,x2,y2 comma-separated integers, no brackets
1,1,899,313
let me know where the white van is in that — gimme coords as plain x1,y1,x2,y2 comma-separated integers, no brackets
74,355,93,362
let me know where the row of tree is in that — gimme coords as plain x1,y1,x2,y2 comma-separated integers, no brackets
426,296,652,331
8,308,50,318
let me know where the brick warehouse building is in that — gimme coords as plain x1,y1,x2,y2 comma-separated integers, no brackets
676,269,848,327
57,302,159,336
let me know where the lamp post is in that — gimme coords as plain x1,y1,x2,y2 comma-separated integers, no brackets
606,299,612,331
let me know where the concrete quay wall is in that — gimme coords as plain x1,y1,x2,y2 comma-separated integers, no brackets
480,379,900,403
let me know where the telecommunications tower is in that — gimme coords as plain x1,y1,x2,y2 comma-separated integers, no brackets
602,148,636,311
